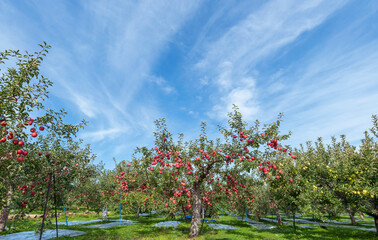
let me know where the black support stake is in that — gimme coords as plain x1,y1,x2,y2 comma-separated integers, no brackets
39,173,52,240
200,219,204,235
53,174,58,238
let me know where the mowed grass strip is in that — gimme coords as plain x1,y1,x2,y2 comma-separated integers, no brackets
2,213,377,239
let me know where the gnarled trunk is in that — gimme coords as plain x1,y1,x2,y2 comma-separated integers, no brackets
0,208,10,232
275,209,282,225
189,187,201,238
0,185,12,232
348,208,356,225
374,216,378,234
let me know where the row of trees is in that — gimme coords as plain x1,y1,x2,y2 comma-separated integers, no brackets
110,111,377,237
0,44,376,238
255,119,377,231
55,109,377,237
0,43,97,232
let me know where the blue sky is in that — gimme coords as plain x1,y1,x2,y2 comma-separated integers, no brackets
1,0,377,169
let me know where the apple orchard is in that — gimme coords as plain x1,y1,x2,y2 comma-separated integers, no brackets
0,44,377,238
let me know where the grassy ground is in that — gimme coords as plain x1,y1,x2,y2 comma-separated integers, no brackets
1,212,377,239
262,213,376,226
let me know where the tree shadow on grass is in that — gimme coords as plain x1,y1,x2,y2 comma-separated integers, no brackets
55,215,378,240
210,216,378,240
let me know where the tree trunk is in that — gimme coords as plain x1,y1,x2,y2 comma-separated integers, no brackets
181,203,188,226
276,209,282,225
293,210,296,232
136,206,140,217
189,187,201,238
256,210,261,221
102,206,108,221
358,211,364,220
348,208,356,225
364,211,378,233
0,185,12,232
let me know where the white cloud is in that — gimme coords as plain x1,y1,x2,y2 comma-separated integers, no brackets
5,0,375,170
82,127,126,141
40,0,200,143
273,40,378,146
196,0,346,71
147,75,176,94
92,1,200,103
0,1,201,173
114,143,129,156
199,76,209,86
193,0,347,122
208,77,259,121
215,61,234,90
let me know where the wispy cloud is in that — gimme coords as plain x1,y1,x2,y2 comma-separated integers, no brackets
92,1,200,104
42,0,200,137
81,127,125,141
0,0,201,168
147,75,177,94
193,0,347,121
271,40,378,145
2,0,377,169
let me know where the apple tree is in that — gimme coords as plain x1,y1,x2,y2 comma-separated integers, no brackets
0,43,89,231
118,106,294,238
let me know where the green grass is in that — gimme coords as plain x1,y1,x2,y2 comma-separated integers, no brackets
264,213,376,227
1,212,377,239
